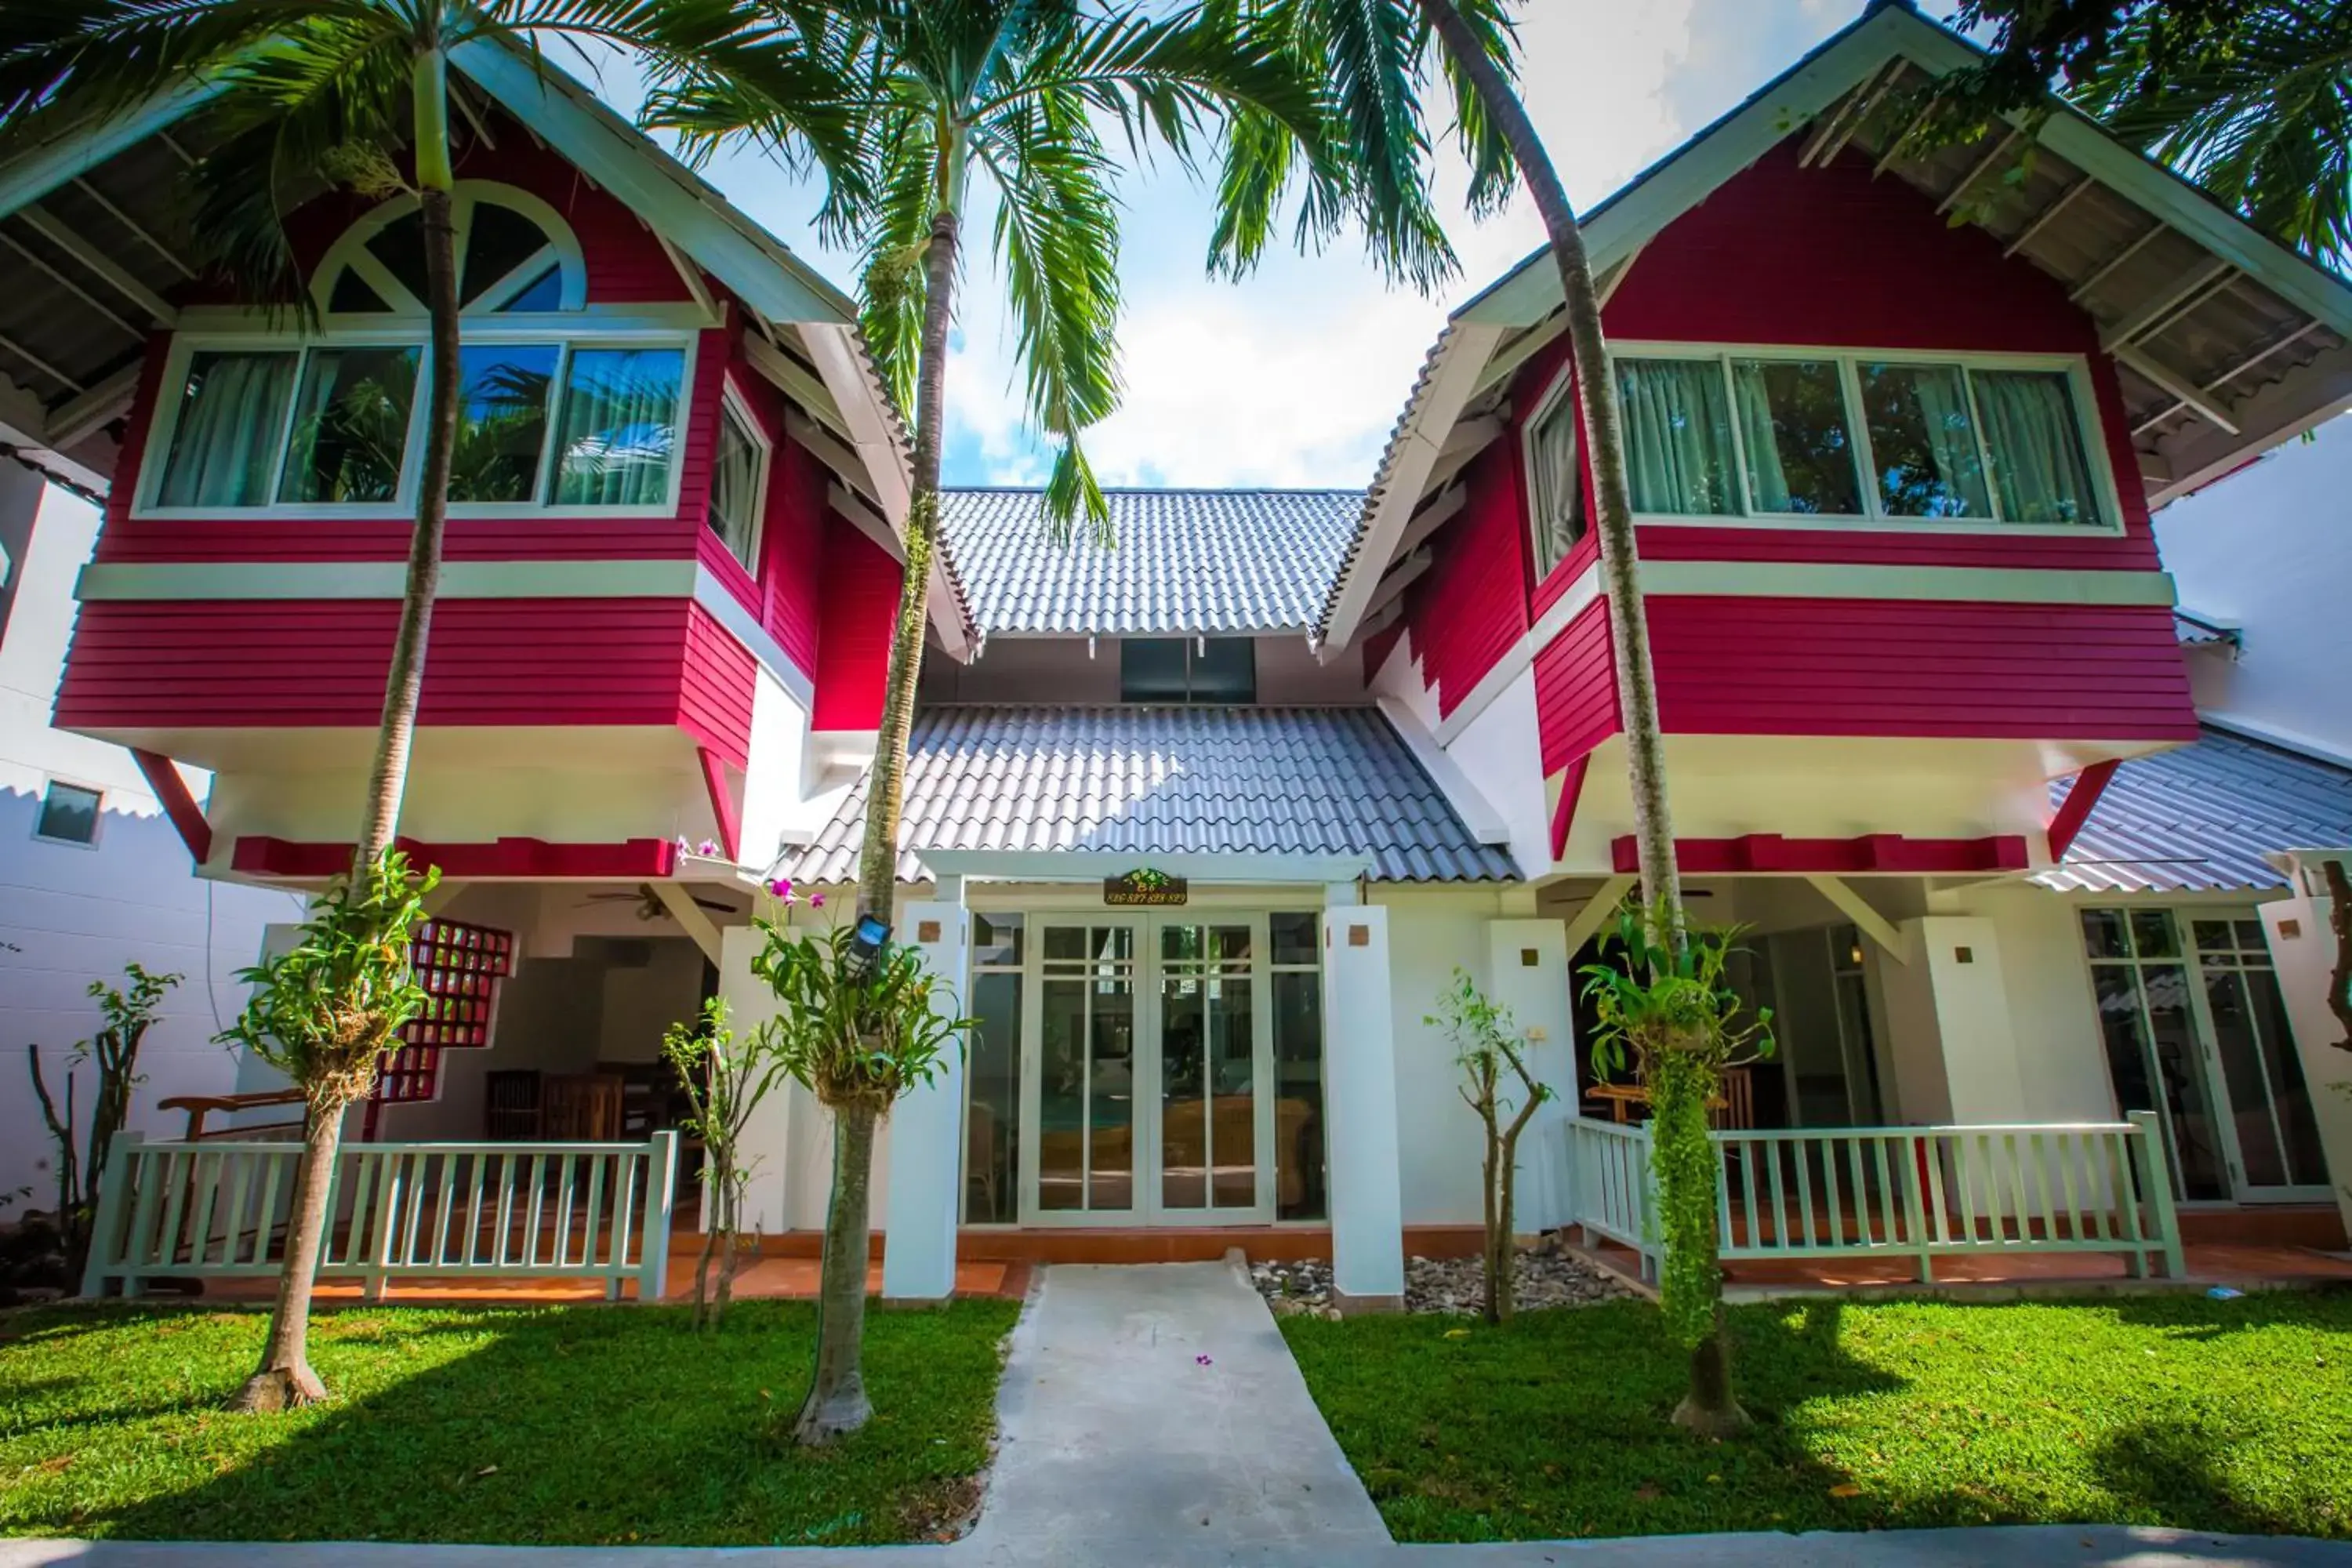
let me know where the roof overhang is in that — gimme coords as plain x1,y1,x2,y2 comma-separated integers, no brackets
1319,2,2352,648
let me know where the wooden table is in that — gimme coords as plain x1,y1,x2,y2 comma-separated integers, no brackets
158,1089,305,1141
1583,1083,1650,1123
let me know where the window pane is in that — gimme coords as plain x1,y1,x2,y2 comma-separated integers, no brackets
328,268,390,313
157,350,296,507
708,404,764,568
463,201,551,307
1528,394,1583,576
365,209,430,308
963,971,1022,1223
971,912,1023,968
1273,970,1326,1221
2129,909,2180,960
553,348,683,506
2079,909,2129,960
1120,638,1189,702
1860,362,1991,518
499,266,562,313
1974,369,2100,525
1731,359,1861,515
278,347,419,503
450,343,558,503
1615,358,1740,514
1190,638,1256,703
35,782,100,844
1270,912,1319,966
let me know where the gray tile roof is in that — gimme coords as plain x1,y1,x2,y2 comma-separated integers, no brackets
793,705,1518,884
942,488,1363,635
2037,726,2352,895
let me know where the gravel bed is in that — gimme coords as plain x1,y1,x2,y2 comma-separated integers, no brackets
1251,1235,1636,1319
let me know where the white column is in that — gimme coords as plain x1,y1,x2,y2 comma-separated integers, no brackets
2259,858,2352,1238
1878,916,2027,1125
720,923,794,1236
1486,919,1577,1233
1323,905,1406,1308
883,899,969,1302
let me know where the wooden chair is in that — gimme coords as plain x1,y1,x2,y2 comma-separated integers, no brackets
484,1070,543,1141
541,1072,624,1141
1711,1066,1756,1131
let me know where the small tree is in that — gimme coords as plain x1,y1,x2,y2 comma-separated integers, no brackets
753,919,971,1445
1426,968,1549,1325
662,998,791,1330
1580,904,1773,1437
216,850,431,1410
27,963,182,1285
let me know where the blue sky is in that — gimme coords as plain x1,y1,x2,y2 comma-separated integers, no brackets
612,0,1880,491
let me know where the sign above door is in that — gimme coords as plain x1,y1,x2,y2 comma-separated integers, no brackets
1104,868,1188,907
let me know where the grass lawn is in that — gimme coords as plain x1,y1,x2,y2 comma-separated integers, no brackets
1282,1292,2352,1543
0,1297,1019,1546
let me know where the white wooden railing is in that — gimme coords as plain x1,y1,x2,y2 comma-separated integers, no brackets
81,1131,678,1301
1562,1112,2184,1286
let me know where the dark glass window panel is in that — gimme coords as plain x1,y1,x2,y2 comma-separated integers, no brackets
498,265,563,313
2141,962,2227,1200
463,201,551,305
1974,368,2100,525
1270,913,1319,966
2243,965,2330,1186
708,403,763,568
365,209,431,308
2080,909,2129,960
1191,638,1256,703
971,912,1024,968
1038,978,1085,1211
1162,924,1205,964
2202,967,2287,1189
1120,637,1189,702
1044,926,1087,964
1088,981,1134,1210
35,782,100,844
449,343,558,503
1273,971,1326,1220
1207,976,1255,1207
963,972,1022,1223
554,347,683,506
2129,909,2180,960
2092,964,2157,1114
328,267,390,313
1859,362,1991,518
2192,920,2233,955
2234,920,2270,952
1732,358,1862,514
278,347,419,503
1160,978,1207,1210
1527,394,1583,577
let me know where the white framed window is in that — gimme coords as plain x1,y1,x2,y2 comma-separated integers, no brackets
1523,372,1585,580
706,383,770,572
34,780,102,847
135,182,698,521
1609,343,2123,534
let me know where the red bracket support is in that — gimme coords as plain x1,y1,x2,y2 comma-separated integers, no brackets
698,746,742,862
1549,753,1592,862
2046,758,2120,862
129,749,212,868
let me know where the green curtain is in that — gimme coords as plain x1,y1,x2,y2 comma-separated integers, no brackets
1976,370,2100,525
1615,358,1738,515
554,348,684,506
1527,395,1582,575
156,351,296,506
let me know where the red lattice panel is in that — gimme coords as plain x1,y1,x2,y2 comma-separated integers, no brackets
401,919,515,1050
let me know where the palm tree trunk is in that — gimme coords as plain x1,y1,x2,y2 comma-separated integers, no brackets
853,196,961,924
1420,0,1741,1426
353,49,461,869
234,1098,346,1410
1415,0,1682,927
795,1097,878,1443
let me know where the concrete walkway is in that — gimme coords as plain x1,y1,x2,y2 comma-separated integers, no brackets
960,1258,1391,1563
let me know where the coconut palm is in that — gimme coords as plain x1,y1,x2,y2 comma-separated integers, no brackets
1213,0,1732,1428
644,0,1327,1443
0,0,846,1413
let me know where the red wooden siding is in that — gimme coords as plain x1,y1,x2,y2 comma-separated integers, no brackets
810,521,901,732
56,597,757,761
1397,441,1530,717
1643,597,2200,740
697,353,830,681
1534,598,1619,775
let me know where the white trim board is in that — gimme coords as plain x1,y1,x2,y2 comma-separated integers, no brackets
917,850,1376,887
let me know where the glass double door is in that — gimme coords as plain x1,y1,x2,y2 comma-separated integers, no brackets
1020,916,1276,1225
2082,908,2331,1203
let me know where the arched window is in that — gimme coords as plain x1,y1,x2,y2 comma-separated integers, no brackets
311,182,587,315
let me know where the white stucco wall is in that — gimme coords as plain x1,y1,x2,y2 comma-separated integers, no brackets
0,480,304,1200
2154,414,2352,761
1376,884,1515,1227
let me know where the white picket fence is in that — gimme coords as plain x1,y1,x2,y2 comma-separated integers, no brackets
1563,1111,2184,1285
81,1131,678,1301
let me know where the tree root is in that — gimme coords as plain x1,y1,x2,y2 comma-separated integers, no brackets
1669,1392,1753,1438
792,1381,872,1446
234,1361,327,1414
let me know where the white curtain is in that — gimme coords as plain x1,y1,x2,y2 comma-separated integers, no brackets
1863,363,1991,518
1615,358,1737,515
1528,393,1582,575
1976,370,2098,525
1731,361,1792,514
555,348,684,506
156,351,296,506
709,406,764,565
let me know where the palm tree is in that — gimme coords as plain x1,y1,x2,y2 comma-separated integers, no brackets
0,0,836,1414
646,0,1327,1443
1214,0,1730,1429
